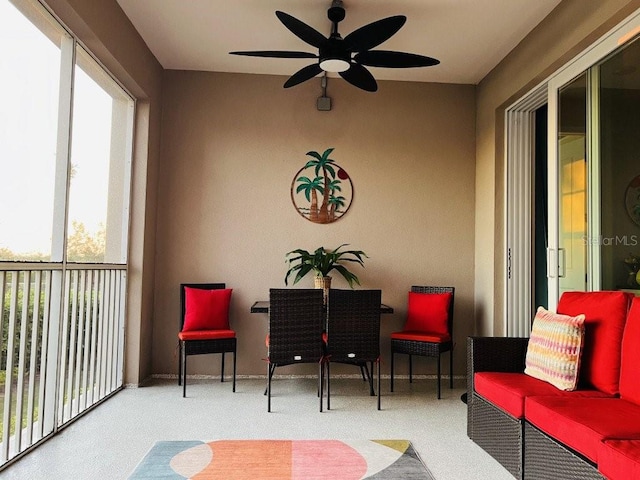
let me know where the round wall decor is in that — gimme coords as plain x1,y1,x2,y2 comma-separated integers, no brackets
290,148,353,224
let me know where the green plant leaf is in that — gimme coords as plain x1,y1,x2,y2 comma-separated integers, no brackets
283,244,366,286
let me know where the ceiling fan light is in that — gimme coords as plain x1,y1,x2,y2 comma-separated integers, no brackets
319,58,350,72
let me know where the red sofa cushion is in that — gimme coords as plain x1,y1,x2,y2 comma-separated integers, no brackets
474,372,610,418
557,291,632,395
621,297,640,405
525,396,640,462
598,439,640,480
403,291,452,335
182,287,233,331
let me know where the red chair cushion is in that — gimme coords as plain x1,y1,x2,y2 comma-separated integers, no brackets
178,329,235,341
525,396,640,462
621,297,640,405
390,331,451,343
474,372,610,419
599,439,640,480
557,291,632,395
403,291,452,335
182,287,232,331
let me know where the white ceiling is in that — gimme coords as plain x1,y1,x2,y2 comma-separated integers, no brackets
116,0,562,85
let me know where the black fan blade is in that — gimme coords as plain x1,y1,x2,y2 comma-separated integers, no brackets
343,15,406,52
339,64,378,92
276,11,327,49
230,50,318,59
355,50,440,68
284,63,323,88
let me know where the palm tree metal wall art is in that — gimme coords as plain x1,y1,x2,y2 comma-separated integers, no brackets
291,148,353,224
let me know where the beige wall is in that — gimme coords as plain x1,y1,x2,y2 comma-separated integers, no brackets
474,0,640,336
44,0,164,384
154,71,476,376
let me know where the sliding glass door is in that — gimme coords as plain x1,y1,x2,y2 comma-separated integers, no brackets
547,31,640,306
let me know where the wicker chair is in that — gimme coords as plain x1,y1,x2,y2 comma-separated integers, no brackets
267,288,325,412
325,289,382,410
390,285,455,399
178,283,237,398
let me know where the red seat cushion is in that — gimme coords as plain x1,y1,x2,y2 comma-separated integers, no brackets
403,291,452,335
525,396,640,462
182,287,232,331
474,372,610,418
599,439,640,480
620,297,640,405
557,291,632,395
390,331,451,343
178,329,235,341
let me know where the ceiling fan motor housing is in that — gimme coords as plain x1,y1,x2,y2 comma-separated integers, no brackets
319,37,350,72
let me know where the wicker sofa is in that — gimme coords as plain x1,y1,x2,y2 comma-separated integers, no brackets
467,291,640,480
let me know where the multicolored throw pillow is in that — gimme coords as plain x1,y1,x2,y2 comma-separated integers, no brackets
524,306,586,391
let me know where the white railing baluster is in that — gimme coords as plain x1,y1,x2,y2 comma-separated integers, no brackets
58,270,71,425
2,273,19,459
73,271,86,415
36,271,52,441
88,271,99,405
15,272,31,453
97,270,107,399
80,271,93,412
25,271,42,446
66,271,79,418
106,271,116,392
0,272,8,461
115,272,125,387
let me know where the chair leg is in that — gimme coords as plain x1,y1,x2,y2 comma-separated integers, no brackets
409,354,413,383
327,362,331,410
390,351,394,392
376,360,381,411
232,350,237,392
178,342,182,386
449,349,454,389
361,363,374,396
437,353,442,400
182,347,187,398
220,352,225,383
319,362,324,413
267,363,275,412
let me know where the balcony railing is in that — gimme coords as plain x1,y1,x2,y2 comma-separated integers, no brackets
0,263,126,465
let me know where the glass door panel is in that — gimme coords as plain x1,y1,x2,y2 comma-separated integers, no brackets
558,74,588,295
598,37,640,291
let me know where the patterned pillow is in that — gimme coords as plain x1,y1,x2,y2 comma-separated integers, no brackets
524,306,586,391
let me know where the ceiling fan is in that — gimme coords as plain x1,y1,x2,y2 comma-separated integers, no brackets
229,0,440,92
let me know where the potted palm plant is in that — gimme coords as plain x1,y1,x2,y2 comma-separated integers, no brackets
284,244,367,301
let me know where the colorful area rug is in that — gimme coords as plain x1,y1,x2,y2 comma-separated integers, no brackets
129,439,435,479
